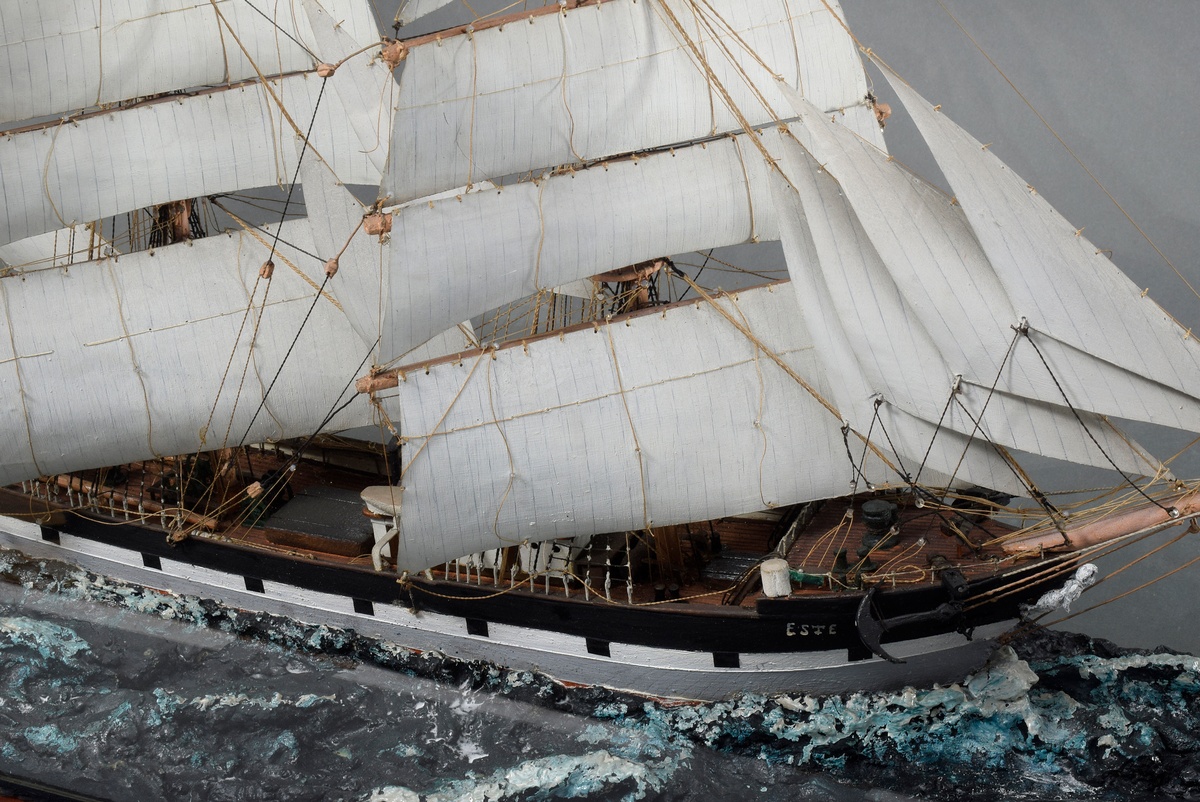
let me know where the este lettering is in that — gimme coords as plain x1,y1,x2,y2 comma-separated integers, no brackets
785,622,837,637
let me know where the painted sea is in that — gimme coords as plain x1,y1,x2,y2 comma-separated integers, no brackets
1,549,1199,801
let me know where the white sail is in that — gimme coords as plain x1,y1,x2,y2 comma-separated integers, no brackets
0,224,376,484
302,0,396,177
380,283,906,573
298,155,380,348
0,0,380,127
394,323,477,368
395,0,458,27
771,139,1162,481
0,72,385,247
380,127,782,361
768,166,1023,495
779,85,1200,436
299,153,481,365
384,0,879,205
0,224,115,271
880,69,1200,429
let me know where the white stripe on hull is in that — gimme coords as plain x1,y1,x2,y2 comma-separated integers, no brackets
0,515,1005,701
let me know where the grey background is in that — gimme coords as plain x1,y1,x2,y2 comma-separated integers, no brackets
840,0,1200,653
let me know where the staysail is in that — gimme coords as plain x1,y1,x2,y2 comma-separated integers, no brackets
879,68,1200,431
777,86,1200,437
769,135,1161,480
301,0,397,178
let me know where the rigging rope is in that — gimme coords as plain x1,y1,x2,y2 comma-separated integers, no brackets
604,322,652,532
236,271,332,447
219,206,342,308
919,327,1020,488
284,340,380,458
265,77,328,262
208,198,320,261
484,355,518,541
204,48,334,449
213,340,379,536
840,412,877,493
1043,552,1200,629
1020,325,1176,518
0,282,45,478
675,249,713,303
651,0,796,194
930,0,1200,307
239,0,320,61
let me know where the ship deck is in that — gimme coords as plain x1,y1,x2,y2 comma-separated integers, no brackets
1,443,1038,611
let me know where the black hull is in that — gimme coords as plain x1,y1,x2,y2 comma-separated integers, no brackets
0,508,1066,699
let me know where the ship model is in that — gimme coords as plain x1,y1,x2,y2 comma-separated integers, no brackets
0,0,1197,701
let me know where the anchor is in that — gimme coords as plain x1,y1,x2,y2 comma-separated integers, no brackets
855,569,971,663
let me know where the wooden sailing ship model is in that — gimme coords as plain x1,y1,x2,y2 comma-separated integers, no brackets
0,0,1197,700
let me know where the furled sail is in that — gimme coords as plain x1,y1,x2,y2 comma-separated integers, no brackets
778,86,1200,437
769,136,1161,481
0,72,385,247
879,68,1200,430
0,0,380,127
384,0,881,205
378,284,909,573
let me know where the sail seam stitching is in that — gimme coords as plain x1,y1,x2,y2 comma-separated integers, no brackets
1021,329,1174,517
722,288,773,508
104,261,159,459
484,356,519,543
396,350,491,486
604,322,651,531
653,0,797,194
0,281,44,476
930,0,1200,306
386,344,812,440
